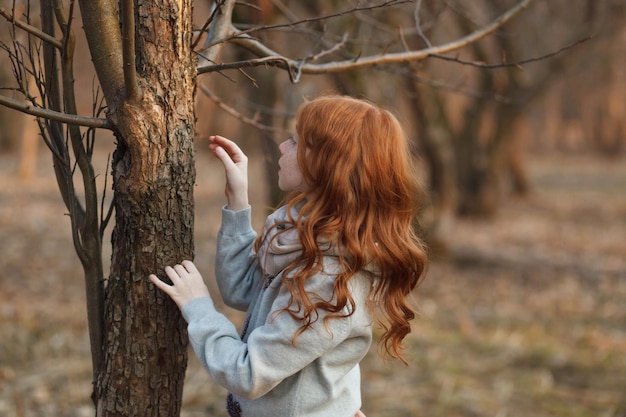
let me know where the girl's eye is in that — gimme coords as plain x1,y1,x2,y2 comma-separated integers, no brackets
288,136,297,145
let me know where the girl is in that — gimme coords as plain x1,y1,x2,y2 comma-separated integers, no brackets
150,95,428,417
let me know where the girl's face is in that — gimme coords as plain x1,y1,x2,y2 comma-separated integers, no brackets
278,135,307,193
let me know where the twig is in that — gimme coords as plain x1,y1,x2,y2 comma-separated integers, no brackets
192,0,224,49
308,32,348,62
270,0,299,22
0,94,112,129
0,8,63,48
430,36,591,69
414,0,432,48
198,84,281,134
198,54,293,75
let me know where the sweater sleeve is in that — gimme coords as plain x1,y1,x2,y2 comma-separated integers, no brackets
215,206,259,311
181,272,352,400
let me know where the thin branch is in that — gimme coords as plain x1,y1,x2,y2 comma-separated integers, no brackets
199,84,281,134
57,0,74,57
52,0,90,266
430,36,591,69
242,0,410,40
49,2,106,391
0,94,113,128
53,0,69,37
198,0,533,77
0,8,63,48
414,0,432,48
308,32,349,62
270,0,299,22
384,64,514,103
192,0,223,49
121,0,140,102
197,0,411,55
198,54,297,80
201,0,236,66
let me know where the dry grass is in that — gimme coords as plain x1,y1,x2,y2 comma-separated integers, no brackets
1,147,625,417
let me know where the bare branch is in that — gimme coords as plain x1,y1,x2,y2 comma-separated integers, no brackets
0,7,63,48
414,0,432,48
0,94,112,128
198,0,412,55
245,0,410,38
199,84,281,134
121,0,140,102
200,0,236,66
198,54,298,81
192,0,222,49
270,0,299,22
199,0,532,78
430,36,591,69
309,32,349,62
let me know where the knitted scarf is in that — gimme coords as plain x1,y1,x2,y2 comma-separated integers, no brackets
256,204,304,278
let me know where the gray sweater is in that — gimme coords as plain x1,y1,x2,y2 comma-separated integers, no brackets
182,206,374,417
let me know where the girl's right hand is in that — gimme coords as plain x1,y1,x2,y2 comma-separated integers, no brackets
208,135,249,211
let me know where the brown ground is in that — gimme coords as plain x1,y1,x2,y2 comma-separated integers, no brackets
0,145,625,417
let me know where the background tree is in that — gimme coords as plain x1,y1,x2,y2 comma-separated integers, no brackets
410,0,595,216
403,0,624,250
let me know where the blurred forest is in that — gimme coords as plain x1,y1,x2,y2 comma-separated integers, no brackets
1,0,626,416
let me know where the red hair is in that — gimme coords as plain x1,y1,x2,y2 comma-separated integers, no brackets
259,95,427,362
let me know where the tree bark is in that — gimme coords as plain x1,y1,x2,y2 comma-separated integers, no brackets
84,1,197,415
97,129,193,416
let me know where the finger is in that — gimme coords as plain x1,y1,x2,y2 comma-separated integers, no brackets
164,265,182,282
149,274,171,292
181,260,199,274
150,274,180,302
212,146,238,170
209,135,236,148
173,264,188,277
209,135,232,153
208,134,222,145
210,136,246,162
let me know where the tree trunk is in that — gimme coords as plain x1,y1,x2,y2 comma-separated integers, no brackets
507,118,531,196
87,1,197,415
97,128,194,415
405,76,457,255
455,98,491,216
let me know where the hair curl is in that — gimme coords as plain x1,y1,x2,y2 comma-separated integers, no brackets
258,95,428,362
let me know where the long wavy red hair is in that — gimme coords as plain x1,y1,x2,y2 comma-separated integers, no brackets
258,95,428,362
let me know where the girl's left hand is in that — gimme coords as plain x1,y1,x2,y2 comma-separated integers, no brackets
149,260,210,309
